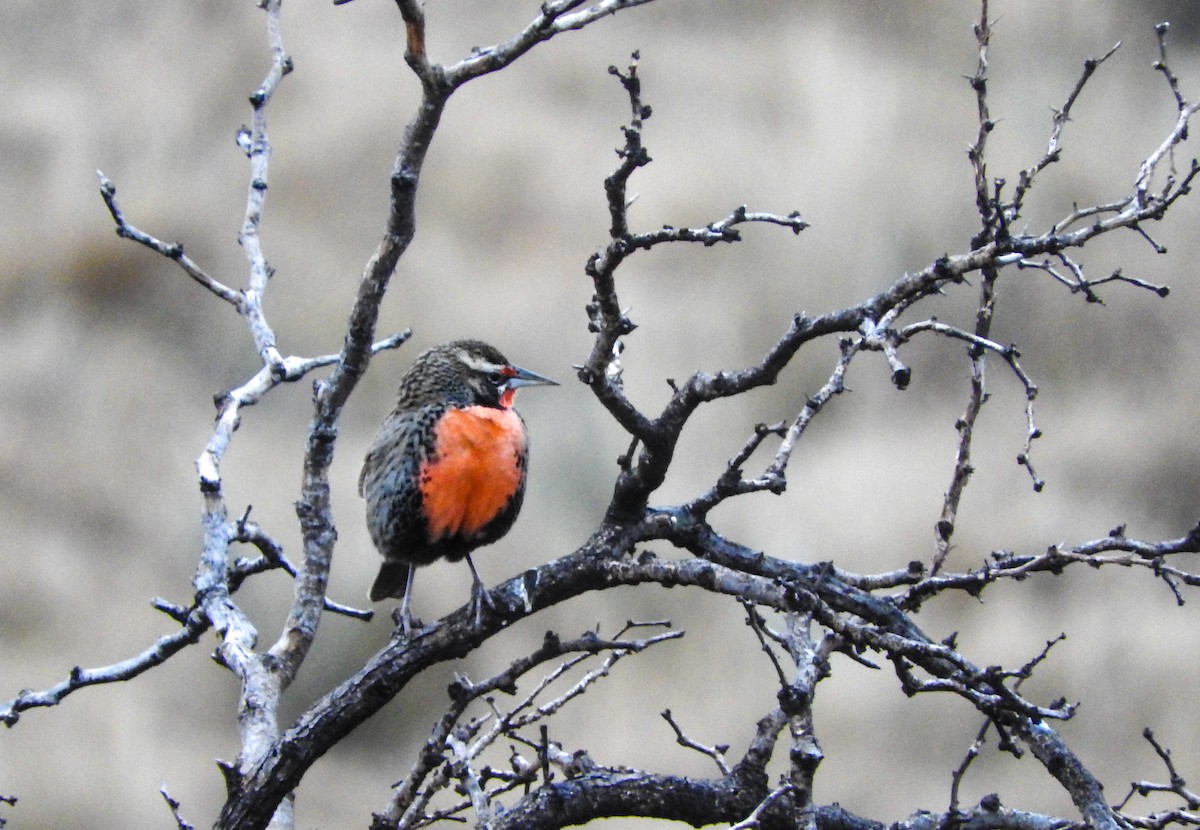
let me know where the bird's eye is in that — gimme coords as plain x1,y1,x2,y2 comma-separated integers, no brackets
486,371,506,385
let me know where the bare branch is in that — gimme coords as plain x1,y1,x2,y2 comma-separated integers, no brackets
0,514,369,728
96,172,240,306
663,709,732,776
375,626,682,829
900,521,1200,610
742,601,791,688
161,784,196,830
440,0,663,87
580,54,809,522
729,784,796,830
931,264,997,575
56,3,1200,829
1117,729,1200,813
1009,41,1121,219
1135,26,1200,205
967,0,996,229
684,336,857,517
0,610,207,727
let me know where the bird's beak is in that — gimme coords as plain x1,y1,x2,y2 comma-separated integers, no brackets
504,365,559,390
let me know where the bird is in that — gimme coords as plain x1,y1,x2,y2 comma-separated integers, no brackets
359,339,557,635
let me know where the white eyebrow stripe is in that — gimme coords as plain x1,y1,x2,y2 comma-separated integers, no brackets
455,350,506,374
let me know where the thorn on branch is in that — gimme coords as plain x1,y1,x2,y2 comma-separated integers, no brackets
161,784,196,830
616,436,639,471
236,126,253,157
152,597,191,623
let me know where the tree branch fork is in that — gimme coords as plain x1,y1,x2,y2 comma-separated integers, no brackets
6,3,1200,830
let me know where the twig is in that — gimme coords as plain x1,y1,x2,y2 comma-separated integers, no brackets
1152,23,1186,122
580,54,808,522
378,627,681,829
684,337,858,517
0,517,372,728
729,783,795,830
1009,41,1121,220
448,730,492,825
896,317,1044,492
900,521,1200,610
506,632,682,730
662,709,732,776
931,266,997,575
935,0,1002,576
161,784,196,830
896,319,1037,395
948,719,991,812
233,517,374,620
96,172,240,306
1116,729,1200,812
442,0,664,87
1,608,208,727
949,635,1064,807
1135,24,1200,206
966,0,995,228
742,601,790,687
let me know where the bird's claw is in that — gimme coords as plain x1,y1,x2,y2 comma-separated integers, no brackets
392,605,422,637
468,581,498,627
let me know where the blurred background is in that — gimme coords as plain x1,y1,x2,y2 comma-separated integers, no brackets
2,1,1200,827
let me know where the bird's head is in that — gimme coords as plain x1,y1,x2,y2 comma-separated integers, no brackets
399,339,558,410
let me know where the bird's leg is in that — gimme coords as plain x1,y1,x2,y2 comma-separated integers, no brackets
392,564,418,636
465,554,496,626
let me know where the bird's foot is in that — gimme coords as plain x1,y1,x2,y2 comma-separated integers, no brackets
464,554,499,627
391,605,422,637
467,579,498,627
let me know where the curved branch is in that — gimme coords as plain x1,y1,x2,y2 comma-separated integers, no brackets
0,609,208,727
96,173,240,305
899,520,1200,610
215,502,1097,828
441,0,662,87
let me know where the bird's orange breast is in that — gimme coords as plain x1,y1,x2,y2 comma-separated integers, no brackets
419,406,527,542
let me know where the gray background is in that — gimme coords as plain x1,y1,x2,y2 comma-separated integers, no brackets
2,2,1199,828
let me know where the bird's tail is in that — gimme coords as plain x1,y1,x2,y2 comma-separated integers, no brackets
369,560,410,602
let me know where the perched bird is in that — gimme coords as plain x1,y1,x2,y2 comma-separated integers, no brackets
359,339,557,634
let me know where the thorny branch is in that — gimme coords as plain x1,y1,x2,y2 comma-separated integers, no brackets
949,635,1066,810
162,785,196,830
0,515,369,727
663,708,733,776
898,521,1200,611
933,0,1002,575
584,16,1197,539
8,3,1200,830
558,14,1199,830
374,624,682,830
1112,730,1200,830
580,53,808,522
